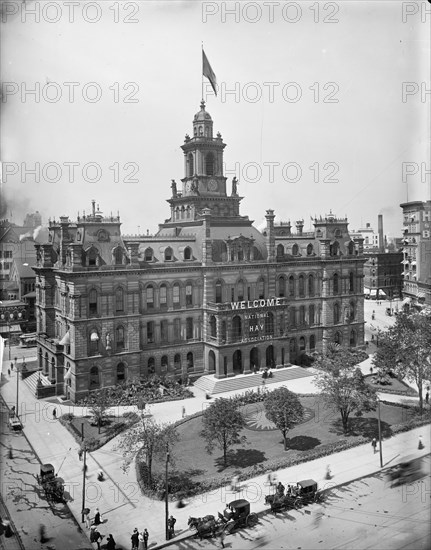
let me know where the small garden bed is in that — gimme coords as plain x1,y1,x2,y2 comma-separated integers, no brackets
76,375,194,408
365,374,418,396
60,411,140,451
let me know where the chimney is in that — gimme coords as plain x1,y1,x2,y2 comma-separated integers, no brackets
378,214,384,253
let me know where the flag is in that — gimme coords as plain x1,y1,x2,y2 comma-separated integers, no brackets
202,49,217,96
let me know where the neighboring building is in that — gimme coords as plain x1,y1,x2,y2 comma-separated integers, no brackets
8,257,37,332
0,300,29,344
400,200,431,307
363,215,403,300
34,102,366,402
350,222,380,252
23,211,42,228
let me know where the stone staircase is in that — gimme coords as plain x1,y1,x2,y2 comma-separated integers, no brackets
193,365,314,395
23,371,52,394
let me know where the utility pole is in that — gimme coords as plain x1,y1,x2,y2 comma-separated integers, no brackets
81,447,87,523
377,399,383,468
165,442,169,540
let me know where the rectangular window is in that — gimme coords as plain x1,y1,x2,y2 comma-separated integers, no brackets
186,284,192,306
186,318,193,340
173,285,180,305
146,287,154,308
289,308,296,326
174,318,181,340
160,286,167,307
161,320,168,343
147,321,154,343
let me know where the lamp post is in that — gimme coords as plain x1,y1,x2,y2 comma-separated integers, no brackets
15,360,25,420
377,399,383,468
81,446,87,523
165,443,170,540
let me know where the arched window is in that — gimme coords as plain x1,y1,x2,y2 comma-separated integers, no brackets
184,247,192,260
299,337,306,351
160,284,167,307
349,301,356,321
114,247,123,265
350,329,356,347
292,244,299,256
334,303,340,324
215,280,222,303
205,153,215,175
306,274,314,297
331,241,340,256
187,153,194,177
210,316,217,338
309,304,315,325
232,315,242,342
174,354,181,372
298,275,305,297
237,280,244,301
258,277,265,299
164,247,173,261
144,248,153,262
88,247,98,267
289,276,295,297
349,272,354,292
173,283,180,307
299,305,306,325
186,317,193,340
307,243,314,256
334,331,342,344
115,287,124,312
310,334,316,350
116,325,125,352
147,321,154,343
278,276,286,297
148,357,155,374
333,273,339,295
117,362,126,382
348,241,355,255
161,355,168,372
187,352,194,372
89,289,98,315
186,283,193,306
289,338,296,353
89,329,99,355
265,313,274,335
146,285,154,308
160,320,168,343
277,244,284,258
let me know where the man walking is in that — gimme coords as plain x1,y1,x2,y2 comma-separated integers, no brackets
143,528,149,550
372,438,377,454
131,528,139,550
167,515,176,538
52,407,57,420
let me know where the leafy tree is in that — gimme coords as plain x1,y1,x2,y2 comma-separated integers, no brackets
88,392,111,434
117,417,178,484
264,387,304,450
201,398,246,467
314,348,378,434
373,312,431,412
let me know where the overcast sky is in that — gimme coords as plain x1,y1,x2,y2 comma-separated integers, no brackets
1,0,429,238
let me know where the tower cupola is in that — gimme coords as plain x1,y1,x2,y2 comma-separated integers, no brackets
193,101,213,138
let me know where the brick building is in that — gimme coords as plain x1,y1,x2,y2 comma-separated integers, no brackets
34,103,366,402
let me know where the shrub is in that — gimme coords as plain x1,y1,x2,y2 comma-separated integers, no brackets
61,413,75,422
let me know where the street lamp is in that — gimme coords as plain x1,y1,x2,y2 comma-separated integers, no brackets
15,359,26,420
377,399,383,468
165,443,170,540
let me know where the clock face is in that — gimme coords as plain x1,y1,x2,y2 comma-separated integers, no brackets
208,179,218,191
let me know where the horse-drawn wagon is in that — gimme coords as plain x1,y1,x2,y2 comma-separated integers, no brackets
36,463,65,503
265,479,323,513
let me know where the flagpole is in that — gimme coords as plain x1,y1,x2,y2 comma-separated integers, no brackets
201,42,204,102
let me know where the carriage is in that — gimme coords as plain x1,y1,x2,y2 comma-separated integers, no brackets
265,479,322,513
188,499,258,540
36,463,65,503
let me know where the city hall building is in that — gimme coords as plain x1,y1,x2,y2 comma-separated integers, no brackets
34,103,366,402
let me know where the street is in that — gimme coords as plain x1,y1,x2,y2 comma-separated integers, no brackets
178,457,431,550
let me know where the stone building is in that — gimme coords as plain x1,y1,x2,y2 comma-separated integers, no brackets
34,103,366,402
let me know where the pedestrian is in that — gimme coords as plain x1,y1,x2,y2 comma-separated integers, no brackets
131,527,139,550
52,407,57,419
106,533,116,550
78,448,83,461
83,507,91,528
168,515,176,538
418,435,424,450
39,524,47,543
93,508,101,525
276,481,285,496
7,368,10,376
325,465,332,480
370,366,373,375
181,405,186,418
138,531,145,550
10,362,13,371
231,475,239,491
91,526,103,549
371,438,377,454
426,392,429,405
143,528,149,550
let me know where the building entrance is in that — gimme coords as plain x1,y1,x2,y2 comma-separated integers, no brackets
266,345,274,367
250,347,259,371
233,350,242,374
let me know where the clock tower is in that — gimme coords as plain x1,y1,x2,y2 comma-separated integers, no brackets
165,102,243,226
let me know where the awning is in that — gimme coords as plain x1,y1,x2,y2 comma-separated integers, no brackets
370,289,377,296
379,290,387,297
0,324,22,334
417,291,427,299
22,291,36,299
402,298,411,305
364,287,370,293
59,332,70,345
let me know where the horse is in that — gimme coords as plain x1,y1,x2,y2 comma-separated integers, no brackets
188,516,217,540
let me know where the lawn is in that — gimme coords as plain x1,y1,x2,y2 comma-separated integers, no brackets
153,397,415,484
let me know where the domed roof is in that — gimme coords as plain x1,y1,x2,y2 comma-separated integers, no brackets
194,101,212,122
